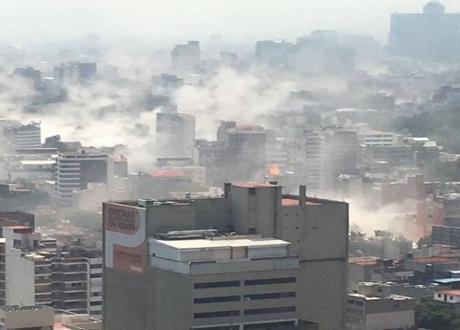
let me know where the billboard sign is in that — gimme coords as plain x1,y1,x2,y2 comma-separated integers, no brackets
104,203,147,274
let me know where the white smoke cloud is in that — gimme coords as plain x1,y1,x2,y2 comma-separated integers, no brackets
174,68,298,138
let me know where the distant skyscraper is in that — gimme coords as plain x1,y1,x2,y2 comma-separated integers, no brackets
389,1,460,60
156,107,196,159
13,67,42,89
304,128,358,193
78,63,97,80
171,41,201,72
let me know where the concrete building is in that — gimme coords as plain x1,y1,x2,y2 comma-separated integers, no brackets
357,129,398,147
13,67,42,89
4,122,41,150
346,282,416,330
0,305,54,330
103,182,349,329
304,128,358,193
0,225,53,307
388,1,460,61
156,107,196,159
198,123,267,185
171,41,201,72
53,151,109,207
51,248,103,318
150,235,299,329
78,63,97,81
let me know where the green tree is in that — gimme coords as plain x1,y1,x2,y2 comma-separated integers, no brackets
416,300,460,330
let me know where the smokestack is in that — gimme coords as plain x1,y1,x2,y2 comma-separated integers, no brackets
224,183,231,198
299,185,306,206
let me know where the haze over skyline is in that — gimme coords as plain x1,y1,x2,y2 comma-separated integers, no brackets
1,0,459,44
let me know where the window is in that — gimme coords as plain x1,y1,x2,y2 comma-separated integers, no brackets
193,310,240,319
194,296,240,304
194,281,240,289
243,321,296,329
90,301,102,306
244,277,296,286
193,327,239,330
244,306,296,315
244,292,295,301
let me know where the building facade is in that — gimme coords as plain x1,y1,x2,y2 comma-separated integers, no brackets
103,182,349,329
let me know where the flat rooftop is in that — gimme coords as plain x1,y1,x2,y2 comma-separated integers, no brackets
439,290,460,297
349,293,414,301
153,236,289,250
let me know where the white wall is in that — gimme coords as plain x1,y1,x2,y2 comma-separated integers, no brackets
6,249,35,306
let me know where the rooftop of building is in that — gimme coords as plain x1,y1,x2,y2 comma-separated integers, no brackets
349,256,380,266
411,257,459,264
106,183,348,208
0,305,52,312
20,160,56,166
152,235,289,250
348,292,414,301
433,278,460,285
152,169,187,178
438,290,460,297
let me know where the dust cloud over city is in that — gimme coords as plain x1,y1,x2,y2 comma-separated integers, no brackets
1,1,460,329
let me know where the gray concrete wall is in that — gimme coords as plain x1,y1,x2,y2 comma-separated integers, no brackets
103,268,148,330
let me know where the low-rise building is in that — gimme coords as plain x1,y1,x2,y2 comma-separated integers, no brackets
346,282,416,330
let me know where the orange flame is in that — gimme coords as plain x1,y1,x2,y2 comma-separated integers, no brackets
269,164,281,177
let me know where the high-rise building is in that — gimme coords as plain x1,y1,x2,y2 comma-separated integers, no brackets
388,1,460,60
156,107,196,159
13,67,42,89
53,151,109,207
304,128,358,193
171,41,201,72
78,63,97,80
103,182,349,329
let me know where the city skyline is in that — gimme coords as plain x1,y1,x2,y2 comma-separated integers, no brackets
1,0,460,43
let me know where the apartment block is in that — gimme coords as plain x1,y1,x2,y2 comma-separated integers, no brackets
103,182,349,329
3,122,41,150
51,249,103,318
346,282,416,330
54,151,109,207
0,225,53,307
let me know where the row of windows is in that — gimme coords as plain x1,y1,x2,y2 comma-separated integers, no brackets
191,321,296,330
193,306,296,319
347,299,364,306
193,292,296,304
192,327,239,330
194,310,240,319
194,278,296,289
194,296,240,304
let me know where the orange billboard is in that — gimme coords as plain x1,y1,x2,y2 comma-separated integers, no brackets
104,203,147,274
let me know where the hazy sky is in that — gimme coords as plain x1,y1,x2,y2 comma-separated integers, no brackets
1,0,459,43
